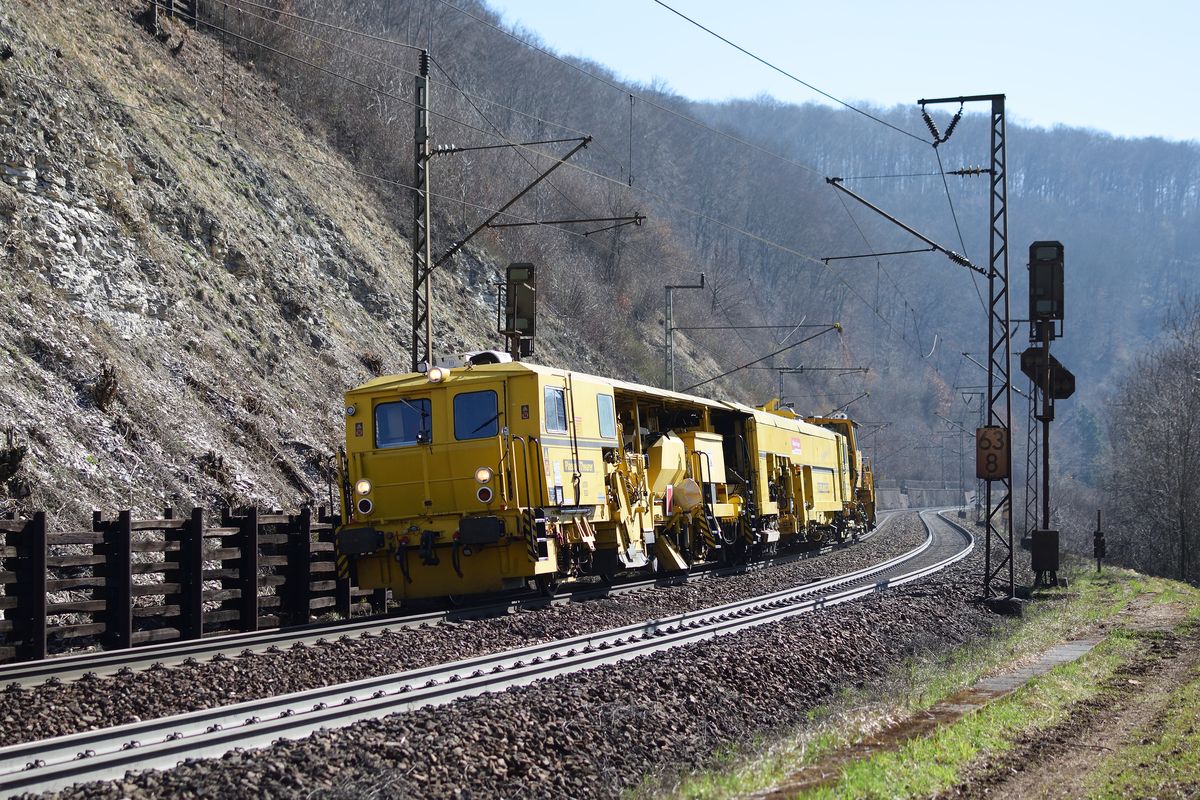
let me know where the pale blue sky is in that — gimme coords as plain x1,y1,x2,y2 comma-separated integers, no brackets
484,0,1198,143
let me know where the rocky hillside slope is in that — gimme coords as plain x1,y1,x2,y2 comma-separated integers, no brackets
0,0,625,523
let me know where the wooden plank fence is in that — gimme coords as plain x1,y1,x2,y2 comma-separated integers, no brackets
0,507,385,664
153,0,201,26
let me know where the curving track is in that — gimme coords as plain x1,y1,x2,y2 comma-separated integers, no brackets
0,509,966,798
0,511,898,690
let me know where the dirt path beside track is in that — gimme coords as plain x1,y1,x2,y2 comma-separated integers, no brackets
938,592,1198,800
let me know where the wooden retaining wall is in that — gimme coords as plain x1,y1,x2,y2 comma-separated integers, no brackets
0,507,383,664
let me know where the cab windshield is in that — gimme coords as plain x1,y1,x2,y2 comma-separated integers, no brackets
454,390,500,440
375,398,432,448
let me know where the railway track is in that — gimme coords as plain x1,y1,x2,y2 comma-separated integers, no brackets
0,509,965,797
0,511,897,689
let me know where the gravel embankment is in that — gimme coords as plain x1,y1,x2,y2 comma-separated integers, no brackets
33,514,998,799
1,516,926,746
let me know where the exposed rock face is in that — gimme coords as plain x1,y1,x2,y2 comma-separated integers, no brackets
0,0,597,522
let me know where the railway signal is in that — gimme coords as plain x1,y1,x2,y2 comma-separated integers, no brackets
1029,241,1065,322
1020,347,1075,401
501,262,537,359
1027,241,1074,587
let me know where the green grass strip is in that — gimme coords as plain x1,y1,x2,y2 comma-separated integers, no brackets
647,564,1200,800
803,634,1135,799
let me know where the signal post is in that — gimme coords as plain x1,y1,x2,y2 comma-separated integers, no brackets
1021,241,1074,586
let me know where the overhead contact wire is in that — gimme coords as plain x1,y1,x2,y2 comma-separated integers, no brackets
153,4,812,269
433,0,826,179
933,144,988,316
428,55,595,226
649,0,926,144
167,1,966,390
199,0,920,314
226,0,607,150
216,2,626,227
222,0,725,179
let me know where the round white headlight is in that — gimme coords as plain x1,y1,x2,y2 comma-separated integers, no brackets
355,478,372,495
474,466,493,484
427,366,450,383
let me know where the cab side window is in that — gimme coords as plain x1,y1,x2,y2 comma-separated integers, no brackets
375,398,432,448
454,390,500,440
597,394,616,439
544,387,567,432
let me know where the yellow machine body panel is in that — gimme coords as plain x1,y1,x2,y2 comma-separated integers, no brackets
680,431,727,485
744,409,844,530
802,414,878,529
645,434,688,495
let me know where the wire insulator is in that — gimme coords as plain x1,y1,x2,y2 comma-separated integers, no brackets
941,109,963,143
921,108,941,142
419,49,430,76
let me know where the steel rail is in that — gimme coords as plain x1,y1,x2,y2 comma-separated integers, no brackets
0,511,897,689
0,510,963,797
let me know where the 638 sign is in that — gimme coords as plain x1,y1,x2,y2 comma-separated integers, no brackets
975,426,1010,481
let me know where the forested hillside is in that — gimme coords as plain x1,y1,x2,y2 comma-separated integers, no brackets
218,0,1199,480
2,0,1196,525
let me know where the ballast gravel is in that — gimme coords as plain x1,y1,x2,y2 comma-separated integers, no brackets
0,514,925,746
28,514,1003,799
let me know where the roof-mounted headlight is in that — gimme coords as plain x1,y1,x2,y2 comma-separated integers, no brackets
427,366,450,383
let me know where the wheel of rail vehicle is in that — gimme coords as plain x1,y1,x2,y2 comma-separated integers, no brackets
593,549,619,585
534,573,560,597
721,536,748,567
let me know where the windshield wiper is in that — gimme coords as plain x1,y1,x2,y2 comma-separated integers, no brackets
471,411,502,434
392,397,428,418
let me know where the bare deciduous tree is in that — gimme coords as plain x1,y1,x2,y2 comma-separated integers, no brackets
1104,297,1200,582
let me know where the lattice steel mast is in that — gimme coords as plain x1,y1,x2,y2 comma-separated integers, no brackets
411,50,433,372
919,94,1013,600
